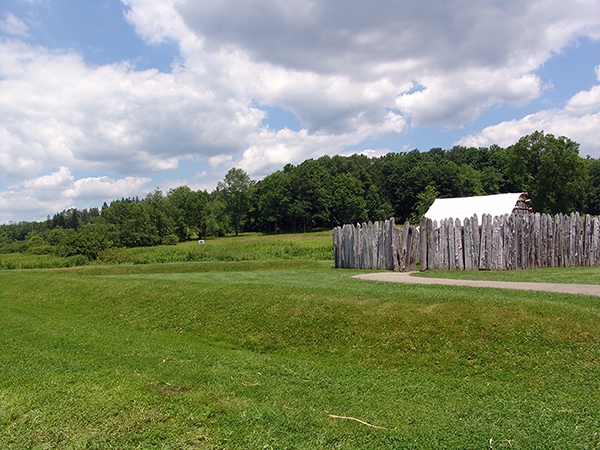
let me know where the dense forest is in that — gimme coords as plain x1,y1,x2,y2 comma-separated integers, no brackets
2,131,600,260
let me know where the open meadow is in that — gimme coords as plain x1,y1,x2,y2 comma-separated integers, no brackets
2,232,600,448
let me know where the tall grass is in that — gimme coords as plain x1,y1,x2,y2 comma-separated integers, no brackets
0,252,88,269
125,234,333,264
0,231,334,269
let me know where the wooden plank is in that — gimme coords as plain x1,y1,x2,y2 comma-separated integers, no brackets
347,224,353,269
408,226,419,271
491,215,499,270
391,218,400,272
591,217,600,267
372,221,379,269
541,214,548,268
440,219,449,270
361,222,368,269
455,218,464,270
332,227,339,268
399,221,408,272
584,214,592,267
472,214,480,271
548,214,556,268
448,218,456,270
513,213,522,269
383,220,391,270
428,219,436,270
368,221,375,269
340,224,346,268
354,223,360,269
555,214,563,267
521,214,531,270
376,221,384,270
479,214,490,270
569,213,577,267
531,213,542,269
434,219,441,271
463,216,473,271
419,216,428,271
506,214,515,270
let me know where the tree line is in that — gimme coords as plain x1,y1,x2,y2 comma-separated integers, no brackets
2,131,600,260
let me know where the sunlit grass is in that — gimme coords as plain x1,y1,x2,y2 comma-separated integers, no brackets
414,265,600,285
0,230,334,269
2,254,600,448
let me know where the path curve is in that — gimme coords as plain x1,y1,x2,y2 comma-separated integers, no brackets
352,272,600,297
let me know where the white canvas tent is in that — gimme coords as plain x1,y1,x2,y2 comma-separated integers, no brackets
424,192,528,225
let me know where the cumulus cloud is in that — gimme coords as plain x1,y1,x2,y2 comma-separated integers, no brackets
62,175,152,201
1,167,152,222
0,13,29,37
175,0,600,129
3,0,600,221
0,38,264,180
239,110,406,176
456,80,600,157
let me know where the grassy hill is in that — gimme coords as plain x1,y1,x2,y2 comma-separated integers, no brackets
1,233,600,448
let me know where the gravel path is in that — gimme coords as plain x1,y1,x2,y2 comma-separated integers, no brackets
352,272,600,297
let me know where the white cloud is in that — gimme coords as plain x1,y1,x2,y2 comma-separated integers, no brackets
0,38,264,180
62,175,152,201
19,166,73,190
122,0,191,45
208,154,233,168
174,0,600,130
0,13,29,37
456,81,600,157
0,168,153,222
3,0,600,221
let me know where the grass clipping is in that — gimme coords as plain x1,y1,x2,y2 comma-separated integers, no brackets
328,414,389,430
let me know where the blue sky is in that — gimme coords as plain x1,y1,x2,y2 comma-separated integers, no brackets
1,0,600,223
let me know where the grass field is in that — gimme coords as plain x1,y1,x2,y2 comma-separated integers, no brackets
2,233,600,448
414,266,600,285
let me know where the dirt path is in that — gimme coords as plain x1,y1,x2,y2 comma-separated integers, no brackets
352,272,600,297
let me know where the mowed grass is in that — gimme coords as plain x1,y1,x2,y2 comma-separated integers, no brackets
414,265,600,285
2,250,600,447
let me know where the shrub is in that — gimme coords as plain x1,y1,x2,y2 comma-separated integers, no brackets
161,234,179,246
0,242,28,254
57,229,108,260
97,247,134,264
28,245,55,255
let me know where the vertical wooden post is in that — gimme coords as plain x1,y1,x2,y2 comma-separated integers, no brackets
391,218,400,272
428,219,436,270
463,216,473,271
408,226,419,271
419,216,428,271
576,212,583,267
592,217,600,266
455,218,464,270
479,214,491,270
447,218,456,270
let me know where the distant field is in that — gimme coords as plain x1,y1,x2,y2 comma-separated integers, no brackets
2,234,600,448
0,231,334,269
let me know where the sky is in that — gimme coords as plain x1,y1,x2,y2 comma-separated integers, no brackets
1,0,600,224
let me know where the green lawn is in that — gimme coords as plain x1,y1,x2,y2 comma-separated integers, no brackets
414,266,600,285
2,254,600,448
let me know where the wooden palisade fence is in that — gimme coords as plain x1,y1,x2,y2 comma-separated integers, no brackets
333,212,600,272
420,211,600,271
332,218,420,271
